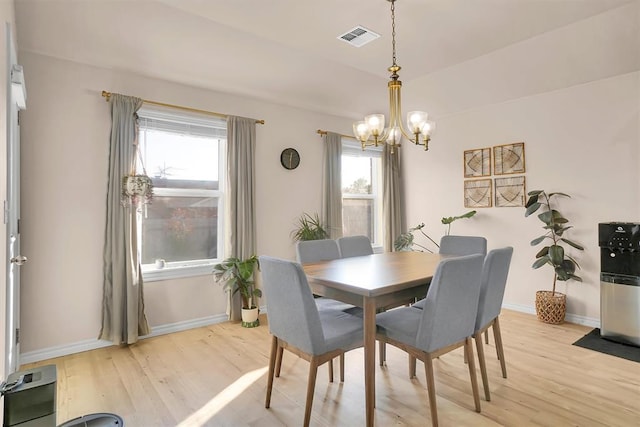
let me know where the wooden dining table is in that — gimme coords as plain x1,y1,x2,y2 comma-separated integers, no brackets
302,251,443,427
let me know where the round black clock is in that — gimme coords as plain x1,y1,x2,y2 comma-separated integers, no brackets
280,148,300,170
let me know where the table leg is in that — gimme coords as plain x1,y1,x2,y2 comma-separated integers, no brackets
364,297,376,426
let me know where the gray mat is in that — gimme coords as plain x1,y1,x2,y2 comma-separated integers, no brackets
572,328,640,363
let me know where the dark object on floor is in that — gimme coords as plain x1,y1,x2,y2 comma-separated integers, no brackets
58,413,124,427
572,328,640,363
3,364,57,427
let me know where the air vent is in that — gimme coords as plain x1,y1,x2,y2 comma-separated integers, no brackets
337,26,380,47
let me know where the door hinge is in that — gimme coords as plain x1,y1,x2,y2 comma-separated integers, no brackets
15,328,19,344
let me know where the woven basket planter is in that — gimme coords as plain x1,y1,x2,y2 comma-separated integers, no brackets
535,290,566,324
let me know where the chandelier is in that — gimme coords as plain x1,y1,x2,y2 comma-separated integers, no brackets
352,0,435,154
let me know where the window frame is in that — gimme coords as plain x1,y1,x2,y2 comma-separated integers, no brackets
341,139,383,250
137,106,227,282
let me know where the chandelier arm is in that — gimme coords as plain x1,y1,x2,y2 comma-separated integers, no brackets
388,80,416,144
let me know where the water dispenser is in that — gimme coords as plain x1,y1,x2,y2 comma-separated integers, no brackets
598,222,640,346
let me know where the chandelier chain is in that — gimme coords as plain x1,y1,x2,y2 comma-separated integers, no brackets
391,0,397,67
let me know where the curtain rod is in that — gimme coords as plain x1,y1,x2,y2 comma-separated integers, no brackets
316,129,357,141
101,90,265,124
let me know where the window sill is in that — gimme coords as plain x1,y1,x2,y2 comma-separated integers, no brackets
142,262,214,282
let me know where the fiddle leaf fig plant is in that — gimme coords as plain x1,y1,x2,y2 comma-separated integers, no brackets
524,190,584,294
213,255,261,309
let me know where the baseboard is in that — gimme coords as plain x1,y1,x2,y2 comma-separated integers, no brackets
20,313,230,366
502,302,600,328
19,338,114,366
23,303,598,365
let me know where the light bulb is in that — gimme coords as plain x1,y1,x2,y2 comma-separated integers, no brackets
353,121,371,142
407,111,428,134
364,114,385,136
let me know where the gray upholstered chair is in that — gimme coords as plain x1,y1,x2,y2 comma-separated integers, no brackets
336,235,374,258
259,256,364,427
474,246,513,401
295,239,356,312
295,239,359,380
296,238,341,263
412,235,487,310
376,254,484,427
439,235,487,257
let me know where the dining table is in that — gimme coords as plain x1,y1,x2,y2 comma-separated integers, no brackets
302,251,443,427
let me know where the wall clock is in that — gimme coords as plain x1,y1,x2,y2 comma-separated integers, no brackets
280,148,300,170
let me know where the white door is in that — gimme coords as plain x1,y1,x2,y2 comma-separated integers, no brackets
5,23,26,375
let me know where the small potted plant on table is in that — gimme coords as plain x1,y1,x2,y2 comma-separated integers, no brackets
213,255,261,327
525,190,584,324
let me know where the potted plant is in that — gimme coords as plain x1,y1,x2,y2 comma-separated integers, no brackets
525,190,584,324
291,212,329,241
213,255,261,327
394,210,477,252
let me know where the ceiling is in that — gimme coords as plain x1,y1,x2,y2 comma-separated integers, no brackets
14,0,634,119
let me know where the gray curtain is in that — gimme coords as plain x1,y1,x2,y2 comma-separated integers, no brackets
382,144,405,252
100,93,150,344
226,116,257,320
321,132,343,239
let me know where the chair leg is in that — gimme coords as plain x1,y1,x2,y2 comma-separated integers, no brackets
493,317,507,378
465,337,481,413
265,336,278,408
474,332,491,401
328,358,334,383
379,341,386,366
275,345,284,377
485,329,489,344
409,355,417,378
304,357,320,427
339,354,345,382
424,356,439,427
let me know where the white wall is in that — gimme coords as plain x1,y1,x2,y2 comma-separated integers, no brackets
17,53,352,356
405,73,639,321
403,2,640,323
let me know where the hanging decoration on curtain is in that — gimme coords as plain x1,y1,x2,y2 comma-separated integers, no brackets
121,174,153,208
121,115,153,210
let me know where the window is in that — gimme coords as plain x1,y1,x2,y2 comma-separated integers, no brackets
341,140,383,247
137,106,226,280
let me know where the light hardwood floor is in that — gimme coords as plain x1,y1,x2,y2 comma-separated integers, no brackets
24,310,640,426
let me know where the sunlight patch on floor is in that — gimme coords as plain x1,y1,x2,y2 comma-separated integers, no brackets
176,366,268,426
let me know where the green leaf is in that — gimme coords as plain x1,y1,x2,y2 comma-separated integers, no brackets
548,245,565,265
525,202,541,217
530,235,547,246
532,257,549,269
548,192,571,199
538,210,552,224
527,190,543,197
535,246,550,258
560,238,584,251
441,210,477,224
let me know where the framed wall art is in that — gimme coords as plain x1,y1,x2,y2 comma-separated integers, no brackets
464,179,492,208
493,142,525,175
464,147,491,178
495,176,526,207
